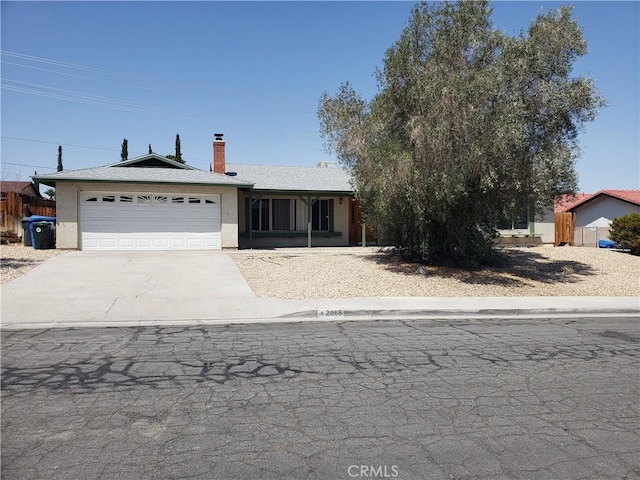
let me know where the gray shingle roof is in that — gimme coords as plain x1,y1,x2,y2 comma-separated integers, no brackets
33,166,252,187
31,153,354,193
226,163,353,193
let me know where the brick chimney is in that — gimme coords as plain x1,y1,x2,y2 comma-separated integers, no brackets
213,133,225,174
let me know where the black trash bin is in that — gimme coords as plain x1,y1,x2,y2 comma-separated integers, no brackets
21,217,33,247
32,221,53,249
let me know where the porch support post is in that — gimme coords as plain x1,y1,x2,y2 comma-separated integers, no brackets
297,195,319,248
361,219,366,248
249,192,260,249
249,193,253,249
307,196,312,248
529,204,535,236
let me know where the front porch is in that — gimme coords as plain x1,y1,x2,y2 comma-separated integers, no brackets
238,191,374,249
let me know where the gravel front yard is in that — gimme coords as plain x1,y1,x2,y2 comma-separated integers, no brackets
1,244,63,285
230,246,640,299
2,244,638,299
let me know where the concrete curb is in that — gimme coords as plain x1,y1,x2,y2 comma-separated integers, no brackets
2,307,638,330
307,307,640,321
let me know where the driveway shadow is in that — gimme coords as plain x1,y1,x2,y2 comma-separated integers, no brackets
1,258,40,270
366,249,597,288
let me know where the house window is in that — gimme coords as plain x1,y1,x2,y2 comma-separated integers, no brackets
172,196,184,204
251,199,270,231
312,199,330,231
102,195,116,203
119,195,133,203
154,195,168,204
247,197,335,232
498,209,529,230
272,199,291,230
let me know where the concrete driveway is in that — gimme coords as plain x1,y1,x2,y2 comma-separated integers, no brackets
1,251,256,327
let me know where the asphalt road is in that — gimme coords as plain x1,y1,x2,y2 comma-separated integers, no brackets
1,317,639,480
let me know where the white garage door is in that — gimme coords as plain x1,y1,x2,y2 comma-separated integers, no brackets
80,192,221,250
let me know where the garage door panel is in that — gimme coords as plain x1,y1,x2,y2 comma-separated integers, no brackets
170,238,187,248
135,238,152,249
118,239,135,249
81,192,222,251
153,238,169,248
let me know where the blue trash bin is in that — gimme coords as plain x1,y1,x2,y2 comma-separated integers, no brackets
26,216,56,249
20,217,33,246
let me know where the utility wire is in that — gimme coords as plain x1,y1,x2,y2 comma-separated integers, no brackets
1,50,317,107
1,60,316,114
2,162,56,170
2,136,215,169
2,135,133,152
2,78,320,139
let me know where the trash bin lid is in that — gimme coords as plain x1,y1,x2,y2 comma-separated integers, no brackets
28,215,56,222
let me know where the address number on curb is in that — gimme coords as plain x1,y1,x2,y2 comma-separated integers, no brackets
318,309,344,318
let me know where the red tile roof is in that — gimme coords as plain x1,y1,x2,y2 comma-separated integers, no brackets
555,190,640,212
555,193,593,212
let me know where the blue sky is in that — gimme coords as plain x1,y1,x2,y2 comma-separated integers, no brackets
1,1,638,194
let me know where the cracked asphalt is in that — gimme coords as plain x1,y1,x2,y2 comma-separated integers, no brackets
1,317,639,480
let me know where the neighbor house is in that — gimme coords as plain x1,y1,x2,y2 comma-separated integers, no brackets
32,134,372,251
1,180,52,239
555,190,640,246
1,181,42,199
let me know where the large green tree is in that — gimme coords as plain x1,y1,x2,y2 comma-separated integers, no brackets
319,1,605,267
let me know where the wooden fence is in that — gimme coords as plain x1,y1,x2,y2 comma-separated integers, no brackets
1,192,56,236
554,212,574,246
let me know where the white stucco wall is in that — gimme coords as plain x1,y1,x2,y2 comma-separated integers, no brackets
573,197,640,227
54,182,239,249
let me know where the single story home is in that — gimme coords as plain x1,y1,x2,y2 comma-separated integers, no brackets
37,132,597,251
32,134,371,251
555,190,640,246
555,190,640,225
2,180,53,238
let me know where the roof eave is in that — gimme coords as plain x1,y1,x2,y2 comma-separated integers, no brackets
239,187,353,196
568,191,640,211
31,177,252,188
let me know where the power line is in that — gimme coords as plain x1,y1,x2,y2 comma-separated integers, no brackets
2,135,126,152
1,50,317,107
2,162,56,170
1,60,316,115
2,79,320,139
2,136,212,168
